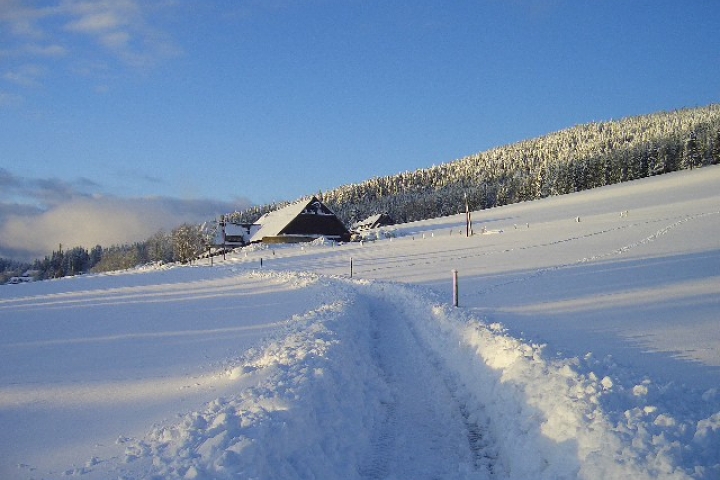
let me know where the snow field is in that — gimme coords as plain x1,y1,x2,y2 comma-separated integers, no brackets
88,274,716,479
2,166,720,479
0,270,337,478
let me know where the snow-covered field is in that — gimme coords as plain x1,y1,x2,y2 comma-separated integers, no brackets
1,166,719,479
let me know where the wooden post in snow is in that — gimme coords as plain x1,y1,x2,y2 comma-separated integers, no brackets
220,215,226,261
452,269,459,307
465,193,473,237
350,257,353,278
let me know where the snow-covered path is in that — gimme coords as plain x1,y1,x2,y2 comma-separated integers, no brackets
87,279,500,480
358,291,492,479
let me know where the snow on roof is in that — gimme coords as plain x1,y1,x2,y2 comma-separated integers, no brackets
353,213,394,231
249,196,333,242
359,213,384,225
224,223,248,236
213,222,252,245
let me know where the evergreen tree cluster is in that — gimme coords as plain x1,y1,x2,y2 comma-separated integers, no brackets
0,257,31,285
307,105,719,225
2,224,209,283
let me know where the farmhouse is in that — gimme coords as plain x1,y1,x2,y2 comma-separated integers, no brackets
249,196,350,244
7,270,38,284
352,213,395,231
214,221,253,249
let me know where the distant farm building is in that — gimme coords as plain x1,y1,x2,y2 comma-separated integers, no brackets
352,213,395,232
248,197,350,244
7,270,38,284
214,222,254,249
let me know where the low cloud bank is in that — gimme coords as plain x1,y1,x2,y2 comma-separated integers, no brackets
0,196,249,262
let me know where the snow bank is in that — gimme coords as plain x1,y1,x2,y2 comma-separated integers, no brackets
109,277,389,479
360,280,718,480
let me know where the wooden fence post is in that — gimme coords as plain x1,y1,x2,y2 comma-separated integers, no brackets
452,269,459,307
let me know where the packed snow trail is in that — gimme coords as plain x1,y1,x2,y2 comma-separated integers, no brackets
357,291,493,479
103,276,495,479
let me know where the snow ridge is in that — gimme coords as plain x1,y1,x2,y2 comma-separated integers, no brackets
377,281,697,479
113,280,386,479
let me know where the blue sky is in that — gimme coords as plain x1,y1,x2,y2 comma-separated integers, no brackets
1,0,719,260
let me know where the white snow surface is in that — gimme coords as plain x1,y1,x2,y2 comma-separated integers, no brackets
2,166,719,479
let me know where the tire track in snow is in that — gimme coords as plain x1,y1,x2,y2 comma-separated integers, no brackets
358,292,494,480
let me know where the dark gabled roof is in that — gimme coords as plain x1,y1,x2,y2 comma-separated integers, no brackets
353,213,395,231
249,197,349,243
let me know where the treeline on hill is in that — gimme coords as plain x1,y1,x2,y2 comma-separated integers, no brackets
1,224,207,283
3,104,719,283
318,105,720,225
228,104,720,226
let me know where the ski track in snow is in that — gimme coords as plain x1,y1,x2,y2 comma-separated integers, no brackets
89,280,500,480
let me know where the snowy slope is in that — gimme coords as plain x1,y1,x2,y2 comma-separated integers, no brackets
1,166,719,479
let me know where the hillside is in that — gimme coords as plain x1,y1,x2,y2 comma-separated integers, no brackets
231,104,720,226
1,165,718,479
7,105,718,283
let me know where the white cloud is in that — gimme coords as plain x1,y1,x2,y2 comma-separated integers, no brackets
0,91,24,107
0,0,180,79
64,11,126,34
2,198,148,254
0,0,58,38
0,195,250,261
0,169,252,260
99,30,130,49
24,43,68,57
2,63,45,87
58,0,179,67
